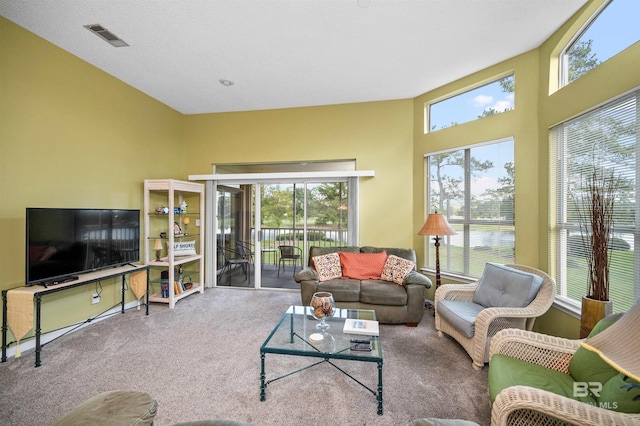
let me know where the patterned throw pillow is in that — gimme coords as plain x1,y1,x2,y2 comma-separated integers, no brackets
312,252,342,282
381,255,416,285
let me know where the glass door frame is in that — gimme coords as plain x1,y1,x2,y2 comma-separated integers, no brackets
197,170,374,288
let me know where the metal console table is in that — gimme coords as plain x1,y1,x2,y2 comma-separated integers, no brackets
2,264,150,367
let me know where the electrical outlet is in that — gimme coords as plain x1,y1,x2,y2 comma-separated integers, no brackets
91,293,101,304
195,219,200,227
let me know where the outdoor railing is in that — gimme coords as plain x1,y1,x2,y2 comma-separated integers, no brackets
252,227,347,265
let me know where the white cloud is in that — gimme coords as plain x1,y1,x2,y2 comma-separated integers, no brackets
492,100,513,112
472,94,493,107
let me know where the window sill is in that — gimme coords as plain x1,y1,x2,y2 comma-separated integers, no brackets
552,296,581,319
419,268,476,284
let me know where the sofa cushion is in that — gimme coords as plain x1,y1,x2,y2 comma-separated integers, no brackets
472,263,543,308
437,300,484,338
338,251,387,279
381,255,416,285
316,278,361,302
568,312,623,386
361,246,416,262
489,353,597,405
360,280,408,306
312,252,342,281
599,373,640,413
308,246,359,266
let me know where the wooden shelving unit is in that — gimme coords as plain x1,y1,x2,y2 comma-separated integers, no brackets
144,179,205,308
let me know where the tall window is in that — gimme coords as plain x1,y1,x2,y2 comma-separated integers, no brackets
550,89,639,313
561,0,640,86
427,75,514,132
425,138,515,277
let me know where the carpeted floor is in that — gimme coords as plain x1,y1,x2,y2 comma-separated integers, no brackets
0,288,490,426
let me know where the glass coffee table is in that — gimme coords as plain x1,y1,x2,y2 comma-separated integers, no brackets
260,306,384,415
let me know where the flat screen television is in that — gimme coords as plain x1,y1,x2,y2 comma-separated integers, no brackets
26,208,140,286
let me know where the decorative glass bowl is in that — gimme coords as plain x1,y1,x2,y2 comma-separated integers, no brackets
310,292,336,331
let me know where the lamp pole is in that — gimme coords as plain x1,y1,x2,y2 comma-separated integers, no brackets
433,235,442,288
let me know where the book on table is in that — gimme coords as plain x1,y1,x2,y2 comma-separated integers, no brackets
343,318,379,336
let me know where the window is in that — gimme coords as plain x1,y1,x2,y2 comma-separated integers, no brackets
550,89,639,313
561,0,640,86
427,75,514,132
425,138,515,277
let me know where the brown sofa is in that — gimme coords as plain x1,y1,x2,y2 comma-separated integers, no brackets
294,246,432,326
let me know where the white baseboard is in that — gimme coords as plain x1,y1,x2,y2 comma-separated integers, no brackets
4,300,141,360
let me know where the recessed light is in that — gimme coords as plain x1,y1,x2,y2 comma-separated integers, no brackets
84,24,129,47
219,79,234,87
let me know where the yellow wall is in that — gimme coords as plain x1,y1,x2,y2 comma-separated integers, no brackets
2,0,639,342
183,100,415,247
411,0,640,337
0,17,184,334
412,50,541,268
535,1,640,337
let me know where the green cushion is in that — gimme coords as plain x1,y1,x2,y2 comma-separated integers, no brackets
599,373,640,413
568,313,623,385
489,354,596,405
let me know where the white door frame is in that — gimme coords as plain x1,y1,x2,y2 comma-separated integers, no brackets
191,171,374,288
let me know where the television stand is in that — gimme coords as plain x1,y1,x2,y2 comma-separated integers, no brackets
2,264,149,367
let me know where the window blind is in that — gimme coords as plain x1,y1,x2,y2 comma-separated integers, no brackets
426,138,515,278
550,89,639,312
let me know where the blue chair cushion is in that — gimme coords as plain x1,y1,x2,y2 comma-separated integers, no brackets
437,300,485,338
472,263,543,308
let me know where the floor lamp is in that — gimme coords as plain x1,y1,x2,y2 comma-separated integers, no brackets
418,211,457,289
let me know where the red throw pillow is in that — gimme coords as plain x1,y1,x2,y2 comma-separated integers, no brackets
338,251,388,279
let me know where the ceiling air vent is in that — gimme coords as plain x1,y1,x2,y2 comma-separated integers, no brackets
84,24,129,47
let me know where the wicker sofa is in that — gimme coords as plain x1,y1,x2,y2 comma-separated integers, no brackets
294,246,432,325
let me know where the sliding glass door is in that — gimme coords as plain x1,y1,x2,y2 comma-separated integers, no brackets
208,179,353,289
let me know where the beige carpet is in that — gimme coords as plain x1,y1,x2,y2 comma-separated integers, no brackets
0,288,490,426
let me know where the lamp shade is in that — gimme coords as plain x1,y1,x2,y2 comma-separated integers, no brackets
182,217,190,225
153,239,163,250
580,300,640,381
418,213,457,236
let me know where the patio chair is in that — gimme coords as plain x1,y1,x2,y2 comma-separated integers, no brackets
236,240,255,264
435,263,556,370
277,245,302,277
219,246,250,285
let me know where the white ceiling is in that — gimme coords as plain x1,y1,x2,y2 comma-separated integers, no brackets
1,0,587,115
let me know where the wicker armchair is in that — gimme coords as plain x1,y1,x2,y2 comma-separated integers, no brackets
489,328,640,425
434,264,556,370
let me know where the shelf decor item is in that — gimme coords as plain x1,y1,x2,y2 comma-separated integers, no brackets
310,292,335,331
182,216,190,235
575,169,619,337
153,239,163,261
